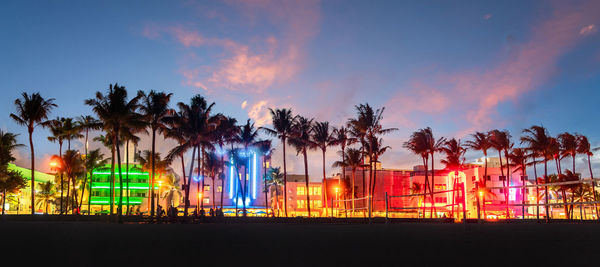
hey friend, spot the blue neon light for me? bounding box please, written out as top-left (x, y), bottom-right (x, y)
top-left (252, 152), bottom-right (257, 199)
top-left (229, 158), bottom-right (234, 199)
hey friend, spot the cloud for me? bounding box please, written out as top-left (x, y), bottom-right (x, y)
top-left (385, 1), bottom-right (600, 135)
top-left (241, 100), bottom-right (248, 109)
top-left (483, 14), bottom-right (492, 20)
top-left (247, 100), bottom-right (271, 127)
top-left (580, 24), bottom-right (597, 36)
top-left (143, 0), bottom-right (321, 95)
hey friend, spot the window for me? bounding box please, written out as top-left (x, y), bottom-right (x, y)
top-left (486, 176), bottom-right (491, 181)
top-left (204, 185), bottom-right (210, 191)
top-left (264, 161), bottom-right (270, 168)
top-left (472, 176), bottom-right (476, 181)
top-left (311, 200), bottom-right (322, 208)
top-left (217, 186), bottom-right (222, 193)
top-left (499, 188), bottom-right (504, 193)
top-left (499, 176), bottom-right (506, 181)
top-left (521, 175), bottom-right (528, 180)
top-left (203, 198), bottom-right (210, 204)
top-left (309, 187), bottom-right (321, 196)
top-left (297, 187), bottom-right (306, 196)
top-left (297, 200), bottom-right (306, 208)
top-left (434, 197), bottom-right (447, 203)
top-left (434, 184), bottom-right (446, 190)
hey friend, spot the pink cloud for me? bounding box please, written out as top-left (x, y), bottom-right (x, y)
top-left (580, 24), bottom-right (597, 36)
top-left (385, 0), bottom-right (600, 134)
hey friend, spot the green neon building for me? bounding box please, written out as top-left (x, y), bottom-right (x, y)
top-left (89, 164), bottom-right (157, 206)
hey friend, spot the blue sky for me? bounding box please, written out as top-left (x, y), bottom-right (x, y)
top-left (1, 0), bottom-right (599, 179)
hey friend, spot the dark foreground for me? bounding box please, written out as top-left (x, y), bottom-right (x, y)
top-left (1, 219), bottom-right (598, 266)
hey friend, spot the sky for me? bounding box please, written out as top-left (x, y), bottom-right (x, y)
top-left (1, 0), bottom-right (600, 180)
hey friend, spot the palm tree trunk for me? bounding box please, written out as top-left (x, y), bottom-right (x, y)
top-left (200, 146), bottom-right (206, 214)
top-left (422, 156), bottom-right (430, 219)
top-left (66, 175), bottom-right (71, 214)
top-left (351, 168), bottom-right (356, 215)
top-left (181, 154), bottom-right (187, 208)
top-left (498, 150), bottom-right (505, 218)
top-left (197, 146), bottom-right (202, 215)
top-left (263, 156), bottom-right (268, 216)
top-left (588, 154), bottom-right (598, 220)
top-left (115, 132), bottom-right (125, 222)
top-left (125, 140), bottom-right (130, 215)
top-left (220, 154), bottom-right (224, 210)
top-left (483, 151), bottom-right (488, 218)
top-left (504, 149), bottom-right (511, 219)
top-left (2, 189), bottom-right (6, 215)
top-left (88, 170), bottom-right (93, 215)
top-left (304, 149), bottom-right (312, 217)
top-left (544, 159), bottom-right (550, 221)
top-left (184, 146), bottom-right (196, 217)
top-left (110, 143), bottom-right (115, 216)
top-left (282, 136), bottom-right (288, 217)
top-left (29, 129), bottom-right (35, 215)
top-left (430, 152), bottom-right (436, 218)
top-left (150, 129), bottom-right (156, 218)
top-left (522, 163), bottom-right (526, 218)
top-left (371, 156), bottom-right (378, 214)
top-left (212, 175), bottom-right (216, 211)
top-left (533, 159), bottom-right (539, 220)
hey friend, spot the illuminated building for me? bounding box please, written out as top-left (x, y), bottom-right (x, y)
top-left (2, 163), bottom-right (55, 214)
top-left (88, 164), bottom-right (154, 213)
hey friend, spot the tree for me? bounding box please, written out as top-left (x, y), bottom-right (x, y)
top-left (236, 119), bottom-right (261, 216)
top-left (331, 126), bottom-right (357, 203)
top-left (403, 129), bottom-right (433, 218)
top-left (558, 132), bottom-right (578, 175)
top-left (424, 127), bottom-right (445, 218)
top-left (140, 90), bottom-right (173, 217)
top-left (255, 140), bottom-right (274, 215)
top-left (465, 132), bottom-right (491, 216)
top-left (311, 121), bottom-right (336, 216)
top-left (262, 108), bottom-right (296, 217)
top-left (489, 129), bottom-right (512, 218)
top-left (136, 150), bottom-right (169, 212)
top-left (61, 117), bottom-right (83, 150)
top-left (265, 167), bottom-right (284, 216)
top-left (333, 148), bottom-right (367, 214)
top-left (62, 150), bottom-right (85, 214)
top-left (508, 148), bottom-right (528, 218)
top-left (86, 83), bottom-right (144, 221)
top-left (203, 151), bottom-right (222, 211)
top-left (288, 116), bottom-right (315, 216)
top-left (577, 135), bottom-right (598, 218)
top-left (440, 138), bottom-right (466, 218)
top-left (76, 115), bottom-right (102, 157)
top-left (521, 125), bottom-right (552, 220)
top-left (10, 92), bottom-right (57, 214)
top-left (82, 148), bottom-right (109, 214)
top-left (47, 118), bottom-right (67, 213)
top-left (36, 181), bottom-right (55, 214)
top-left (0, 170), bottom-right (28, 215)
top-left (364, 135), bottom-right (391, 212)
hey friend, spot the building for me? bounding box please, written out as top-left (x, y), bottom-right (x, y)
top-left (2, 163), bottom-right (55, 214)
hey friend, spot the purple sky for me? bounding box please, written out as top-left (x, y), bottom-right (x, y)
top-left (1, 0), bottom-right (600, 180)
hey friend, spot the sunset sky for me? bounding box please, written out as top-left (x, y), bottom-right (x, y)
top-left (1, 0), bottom-right (600, 179)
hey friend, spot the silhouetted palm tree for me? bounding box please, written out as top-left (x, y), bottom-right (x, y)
top-left (312, 121), bottom-right (336, 216)
top-left (140, 90), bottom-right (173, 217)
top-left (466, 131), bottom-right (491, 216)
top-left (558, 132), bottom-right (577, 174)
top-left (332, 126), bottom-right (357, 202)
top-left (83, 148), bottom-right (109, 214)
top-left (489, 129), bottom-right (512, 217)
top-left (85, 83), bottom-right (144, 220)
top-left (403, 129), bottom-right (433, 218)
top-left (424, 127), bottom-right (445, 218)
top-left (203, 151), bottom-right (222, 210)
top-left (577, 135), bottom-right (598, 218)
top-left (256, 140), bottom-right (274, 214)
top-left (521, 125), bottom-right (552, 220)
top-left (332, 148), bottom-right (366, 214)
top-left (62, 150), bottom-right (85, 214)
top-left (262, 108), bottom-right (296, 217)
top-left (288, 116), bottom-right (315, 216)
top-left (10, 92), bottom-right (56, 214)
top-left (508, 148), bottom-right (528, 218)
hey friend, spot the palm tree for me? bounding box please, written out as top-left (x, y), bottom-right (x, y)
top-left (288, 116), bottom-right (315, 217)
top-left (161, 172), bottom-right (182, 210)
top-left (61, 117), bottom-right (83, 150)
top-left (403, 129), bottom-right (433, 218)
top-left (332, 126), bottom-right (357, 202)
top-left (440, 138), bottom-right (466, 218)
top-left (10, 92), bottom-right (57, 214)
top-left (508, 148), bottom-right (528, 218)
top-left (47, 118), bottom-right (67, 213)
top-left (312, 121), bottom-right (336, 216)
top-left (76, 115), bottom-right (102, 157)
top-left (558, 132), bottom-right (578, 175)
top-left (364, 135), bottom-right (391, 213)
top-left (36, 181), bottom-right (55, 214)
top-left (83, 148), bottom-right (109, 214)
top-left (62, 150), bottom-right (85, 214)
top-left (424, 127), bottom-right (445, 218)
top-left (119, 128), bottom-right (144, 214)
top-left (236, 119), bottom-right (261, 215)
top-left (521, 125), bottom-right (552, 220)
top-left (136, 150), bottom-right (169, 213)
top-left (577, 135), bottom-right (598, 218)
top-left (140, 90), bottom-right (173, 217)
top-left (465, 132), bottom-right (491, 216)
top-left (262, 108), bottom-right (296, 217)
top-left (266, 167), bottom-right (284, 216)
top-left (213, 116), bottom-right (239, 209)
top-left (85, 83), bottom-right (144, 220)
top-left (93, 133), bottom-right (116, 214)
top-left (256, 140), bottom-right (274, 214)
top-left (489, 129), bottom-right (512, 218)
top-left (203, 151), bottom-right (222, 210)
top-left (332, 148), bottom-right (366, 215)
